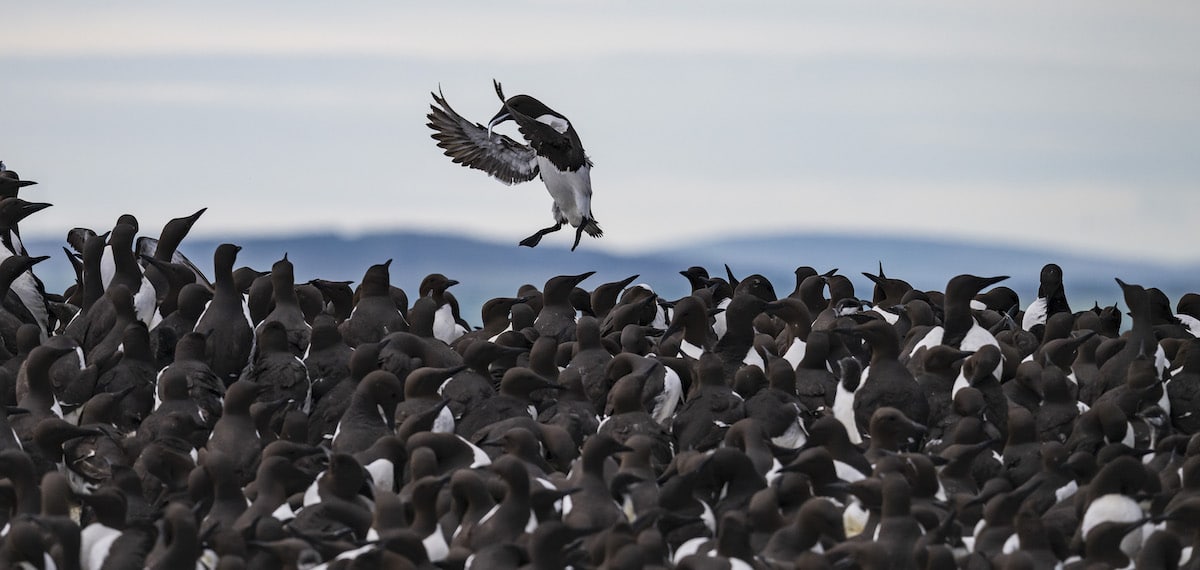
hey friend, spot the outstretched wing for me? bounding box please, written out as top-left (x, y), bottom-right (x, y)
top-left (427, 88), bottom-right (540, 185)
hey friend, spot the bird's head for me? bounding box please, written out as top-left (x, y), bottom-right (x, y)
top-left (488, 79), bottom-right (565, 136)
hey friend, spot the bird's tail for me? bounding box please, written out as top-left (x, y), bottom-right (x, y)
top-left (584, 219), bottom-right (603, 238)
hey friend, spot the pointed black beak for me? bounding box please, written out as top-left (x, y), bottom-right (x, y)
top-left (140, 254), bottom-right (171, 270)
top-left (18, 201), bottom-right (52, 221)
top-left (977, 275), bottom-right (1010, 289)
top-left (862, 272), bottom-right (884, 286)
top-left (569, 271), bottom-right (596, 287)
top-left (487, 109), bottom-right (511, 137)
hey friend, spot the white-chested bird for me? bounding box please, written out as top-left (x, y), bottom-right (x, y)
top-left (427, 80), bottom-right (602, 251)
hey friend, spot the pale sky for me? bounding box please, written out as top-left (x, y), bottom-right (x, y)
top-left (3, 1), bottom-right (1198, 263)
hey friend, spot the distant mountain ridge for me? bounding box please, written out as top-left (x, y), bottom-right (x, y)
top-left (23, 230), bottom-right (1199, 323)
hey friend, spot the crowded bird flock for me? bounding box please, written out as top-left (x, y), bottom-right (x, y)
top-left (0, 164), bottom-right (1199, 570)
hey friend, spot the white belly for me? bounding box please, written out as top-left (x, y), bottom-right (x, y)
top-left (433, 303), bottom-right (465, 344)
top-left (833, 382), bottom-right (861, 445)
top-left (961, 321), bottom-right (1000, 353)
top-left (1081, 494), bottom-right (1144, 557)
top-left (870, 307), bottom-right (900, 325)
top-left (742, 346), bottom-right (764, 370)
top-left (81, 523), bottom-right (121, 570)
top-left (908, 327), bottom-right (945, 357)
top-left (713, 298), bottom-right (731, 340)
top-left (651, 368), bottom-right (683, 425)
top-left (433, 406), bottom-right (455, 433)
top-left (536, 157), bottom-right (592, 227)
top-left (782, 338), bottom-right (807, 368)
top-left (680, 339), bottom-right (704, 360)
top-left (771, 411), bottom-right (808, 449)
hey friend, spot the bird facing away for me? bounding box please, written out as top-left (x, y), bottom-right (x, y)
top-left (427, 80), bottom-right (602, 251)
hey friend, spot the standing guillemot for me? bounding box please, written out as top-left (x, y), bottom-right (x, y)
top-left (0, 198), bottom-right (53, 339)
top-left (534, 271), bottom-right (593, 343)
top-left (1022, 263), bottom-right (1070, 337)
top-left (193, 244), bottom-right (255, 387)
top-left (415, 273), bottom-right (468, 346)
top-left (427, 81), bottom-right (602, 251)
top-left (256, 255), bottom-right (312, 358)
top-left (339, 260), bottom-right (406, 348)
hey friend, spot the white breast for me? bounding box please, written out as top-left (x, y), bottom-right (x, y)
top-left (433, 303), bottom-right (465, 344)
top-left (833, 381), bottom-right (861, 445)
top-left (843, 498), bottom-right (870, 538)
top-left (459, 435), bottom-right (492, 469)
top-left (535, 157), bottom-right (592, 228)
top-left (961, 320), bottom-right (1000, 353)
top-left (713, 298), bottom-right (731, 340)
top-left (1081, 494), bottom-right (1144, 558)
top-left (1001, 533), bottom-right (1020, 554)
top-left (673, 537), bottom-right (710, 565)
top-left (133, 275), bottom-right (159, 327)
top-left (870, 307), bottom-right (900, 325)
top-left (271, 501), bottom-right (296, 522)
top-left (770, 412), bottom-right (808, 449)
top-left (742, 346), bottom-right (764, 370)
top-left (1177, 314), bottom-right (1200, 337)
top-left (423, 528), bottom-right (450, 562)
top-left (651, 368), bottom-right (683, 425)
top-left (782, 338), bottom-right (807, 368)
top-left (834, 460), bottom-right (867, 483)
top-left (951, 370), bottom-right (969, 399)
top-left (1054, 480), bottom-right (1078, 503)
top-left (961, 321), bottom-right (1003, 379)
top-left (11, 271), bottom-right (49, 338)
top-left (366, 458), bottom-right (395, 494)
top-left (80, 523), bottom-right (121, 570)
top-left (680, 338), bottom-right (704, 360)
top-left (433, 406), bottom-right (455, 433)
top-left (907, 327), bottom-right (944, 358)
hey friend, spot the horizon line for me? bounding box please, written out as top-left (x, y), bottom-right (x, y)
top-left (20, 226), bottom-right (1200, 270)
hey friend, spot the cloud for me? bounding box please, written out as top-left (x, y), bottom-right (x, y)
top-left (27, 78), bottom-right (405, 112)
top-left (4, 1), bottom-right (1197, 72)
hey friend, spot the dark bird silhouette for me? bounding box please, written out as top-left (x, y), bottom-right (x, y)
top-left (428, 80), bottom-right (602, 250)
top-left (193, 244), bottom-right (255, 386)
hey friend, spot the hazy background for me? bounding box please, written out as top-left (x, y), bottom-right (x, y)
top-left (4, 2), bottom-right (1198, 315)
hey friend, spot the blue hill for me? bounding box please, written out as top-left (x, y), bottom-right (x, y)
top-left (22, 231), bottom-right (1199, 323)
